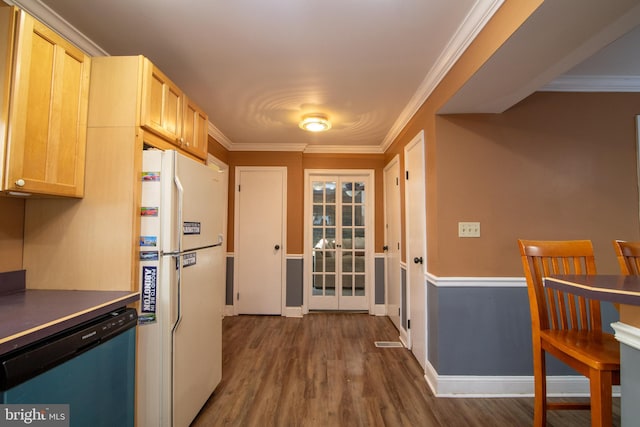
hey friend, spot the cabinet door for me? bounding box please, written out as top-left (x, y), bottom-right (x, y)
top-left (5, 11), bottom-right (90, 197)
top-left (140, 59), bottom-right (183, 145)
top-left (182, 96), bottom-right (208, 160)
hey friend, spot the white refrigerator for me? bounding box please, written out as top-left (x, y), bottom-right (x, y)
top-left (137, 149), bottom-right (224, 427)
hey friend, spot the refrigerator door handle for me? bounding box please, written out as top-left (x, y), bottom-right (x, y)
top-left (171, 254), bottom-right (183, 333)
top-left (174, 173), bottom-right (184, 255)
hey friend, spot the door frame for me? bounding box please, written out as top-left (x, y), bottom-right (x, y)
top-left (303, 169), bottom-right (375, 314)
top-left (384, 155), bottom-right (402, 332)
top-left (233, 166), bottom-right (287, 315)
top-left (207, 154), bottom-right (229, 314)
top-left (404, 130), bottom-right (427, 367)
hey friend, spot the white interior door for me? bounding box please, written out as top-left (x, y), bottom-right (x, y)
top-left (235, 167), bottom-right (286, 315)
top-left (405, 131), bottom-right (427, 370)
top-left (307, 172), bottom-right (372, 311)
top-left (384, 156), bottom-right (402, 332)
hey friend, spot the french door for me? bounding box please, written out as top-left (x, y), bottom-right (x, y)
top-left (306, 172), bottom-right (372, 311)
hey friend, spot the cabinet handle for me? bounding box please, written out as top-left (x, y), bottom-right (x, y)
top-left (15, 179), bottom-right (25, 187)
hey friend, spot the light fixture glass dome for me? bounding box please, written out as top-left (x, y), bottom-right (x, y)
top-left (299, 114), bottom-right (331, 132)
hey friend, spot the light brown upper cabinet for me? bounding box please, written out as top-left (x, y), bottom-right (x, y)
top-left (140, 59), bottom-right (209, 160)
top-left (182, 96), bottom-right (208, 160)
top-left (141, 60), bottom-right (183, 144)
top-left (0, 6), bottom-right (90, 197)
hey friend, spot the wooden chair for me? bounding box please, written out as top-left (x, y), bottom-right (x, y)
top-left (518, 239), bottom-right (620, 427)
top-left (613, 239), bottom-right (640, 275)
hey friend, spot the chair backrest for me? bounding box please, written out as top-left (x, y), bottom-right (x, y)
top-left (613, 240), bottom-right (640, 275)
top-left (518, 239), bottom-right (601, 333)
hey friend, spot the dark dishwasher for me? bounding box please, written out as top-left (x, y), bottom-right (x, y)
top-left (0, 307), bottom-right (137, 426)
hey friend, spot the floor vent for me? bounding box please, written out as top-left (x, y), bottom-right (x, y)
top-left (374, 341), bottom-right (404, 348)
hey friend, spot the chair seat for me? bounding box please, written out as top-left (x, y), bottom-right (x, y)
top-left (540, 330), bottom-right (620, 371)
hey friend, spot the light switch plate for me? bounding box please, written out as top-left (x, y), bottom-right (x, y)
top-left (458, 222), bottom-right (480, 238)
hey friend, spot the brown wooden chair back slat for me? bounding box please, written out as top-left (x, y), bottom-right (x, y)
top-left (518, 239), bottom-right (600, 333)
top-left (613, 240), bottom-right (640, 275)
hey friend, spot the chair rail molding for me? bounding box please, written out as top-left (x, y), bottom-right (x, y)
top-left (426, 272), bottom-right (526, 288)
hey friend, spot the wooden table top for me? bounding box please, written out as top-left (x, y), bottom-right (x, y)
top-left (545, 274), bottom-right (640, 305)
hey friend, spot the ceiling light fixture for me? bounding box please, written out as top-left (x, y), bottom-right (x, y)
top-left (299, 114), bottom-right (331, 132)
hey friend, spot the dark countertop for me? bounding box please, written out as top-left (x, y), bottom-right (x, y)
top-left (0, 273), bottom-right (139, 356)
top-left (545, 274), bottom-right (640, 306)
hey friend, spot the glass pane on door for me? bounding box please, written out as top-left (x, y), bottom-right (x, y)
top-left (311, 181), bottom-right (337, 297)
top-left (339, 181), bottom-right (366, 302)
top-left (309, 176), bottom-right (369, 310)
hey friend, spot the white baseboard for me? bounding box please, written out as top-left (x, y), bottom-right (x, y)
top-left (284, 306), bottom-right (303, 318)
top-left (424, 361), bottom-right (620, 397)
top-left (224, 305), bottom-right (234, 317)
top-left (373, 304), bottom-right (387, 316)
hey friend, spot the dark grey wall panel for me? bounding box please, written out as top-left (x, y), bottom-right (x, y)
top-left (375, 257), bottom-right (385, 305)
top-left (427, 281), bottom-right (620, 376)
top-left (621, 343), bottom-right (640, 425)
top-left (427, 281), bottom-right (439, 370)
top-left (427, 283), bottom-right (617, 376)
top-left (286, 258), bottom-right (303, 306)
top-left (225, 256), bottom-right (234, 306)
top-left (430, 284), bottom-right (532, 375)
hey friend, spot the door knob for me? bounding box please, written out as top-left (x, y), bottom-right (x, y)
top-left (413, 257), bottom-right (423, 264)
top-left (383, 245), bottom-right (389, 251)
top-left (274, 244), bottom-right (280, 250)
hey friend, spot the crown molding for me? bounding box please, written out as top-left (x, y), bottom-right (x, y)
top-left (304, 144), bottom-right (384, 154)
top-left (5, 0), bottom-right (108, 56)
top-left (227, 142), bottom-right (308, 152)
top-left (380, 0), bottom-right (504, 152)
top-left (540, 75), bottom-right (640, 92)
top-left (207, 122), bottom-right (234, 150)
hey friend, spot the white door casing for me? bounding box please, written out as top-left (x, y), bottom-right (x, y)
top-left (304, 170), bottom-right (374, 313)
top-left (384, 156), bottom-right (402, 332)
top-left (234, 167), bottom-right (287, 315)
top-left (207, 154), bottom-right (229, 311)
top-left (404, 131), bottom-right (427, 370)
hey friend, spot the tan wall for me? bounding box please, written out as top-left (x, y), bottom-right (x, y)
top-left (303, 153), bottom-right (386, 253)
top-left (383, 0), bottom-right (544, 266)
top-left (227, 151), bottom-right (304, 253)
top-left (208, 136), bottom-right (229, 164)
top-left (435, 91), bottom-right (640, 276)
top-left (226, 151), bottom-right (385, 255)
top-left (0, 197), bottom-right (24, 272)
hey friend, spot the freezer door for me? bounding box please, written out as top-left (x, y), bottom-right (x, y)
top-left (162, 151), bottom-right (223, 252)
top-left (172, 246), bottom-right (223, 427)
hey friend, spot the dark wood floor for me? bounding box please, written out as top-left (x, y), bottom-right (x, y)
top-left (192, 313), bottom-right (620, 426)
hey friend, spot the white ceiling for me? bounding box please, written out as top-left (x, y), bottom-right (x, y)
top-left (7, 0), bottom-right (640, 152)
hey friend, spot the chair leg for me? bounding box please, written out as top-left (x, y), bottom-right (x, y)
top-left (532, 345), bottom-right (547, 427)
top-left (589, 369), bottom-right (613, 427)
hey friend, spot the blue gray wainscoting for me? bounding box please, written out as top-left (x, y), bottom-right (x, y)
top-left (375, 257), bottom-right (385, 305)
top-left (426, 279), bottom-right (619, 376)
top-left (225, 256), bottom-right (234, 306)
top-left (286, 258), bottom-right (303, 307)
